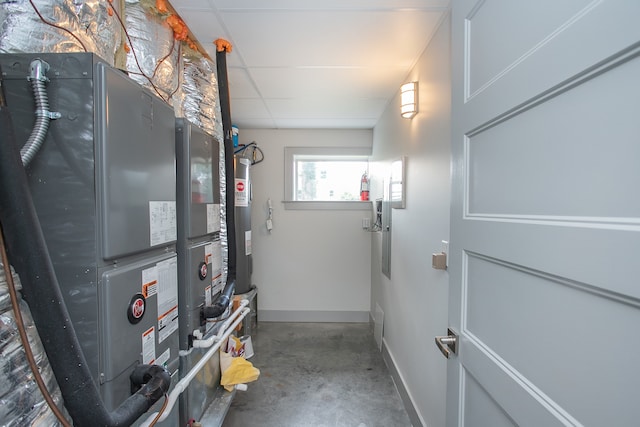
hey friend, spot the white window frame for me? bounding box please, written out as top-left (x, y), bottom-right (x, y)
top-left (283, 146), bottom-right (372, 210)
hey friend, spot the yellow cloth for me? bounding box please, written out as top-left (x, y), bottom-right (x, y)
top-left (220, 351), bottom-right (260, 392)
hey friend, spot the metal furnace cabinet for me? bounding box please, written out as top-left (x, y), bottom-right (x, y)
top-left (0, 53), bottom-right (180, 419)
top-left (175, 117), bottom-right (223, 348)
top-left (175, 118), bottom-right (226, 423)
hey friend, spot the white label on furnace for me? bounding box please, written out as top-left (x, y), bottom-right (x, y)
top-left (206, 204), bottom-right (221, 234)
top-left (211, 240), bottom-right (223, 295)
top-left (245, 230), bottom-right (252, 256)
top-left (211, 240), bottom-right (222, 275)
top-left (142, 266), bottom-right (158, 298)
top-left (149, 201), bottom-right (177, 246)
top-left (205, 285), bottom-right (212, 306)
top-left (235, 178), bottom-right (248, 207)
top-left (142, 327), bottom-right (155, 364)
top-left (157, 257), bottom-right (179, 343)
top-left (205, 243), bottom-right (213, 265)
top-left (156, 348), bottom-right (170, 368)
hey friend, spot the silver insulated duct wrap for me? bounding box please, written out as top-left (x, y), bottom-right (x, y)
top-left (0, 263), bottom-right (66, 426)
top-left (180, 53), bottom-right (223, 139)
top-left (180, 53), bottom-right (228, 281)
top-left (0, 0), bottom-right (119, 65)
top-left (124, 0), bottom-right (182, 110)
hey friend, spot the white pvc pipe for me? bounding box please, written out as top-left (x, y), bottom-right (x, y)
top-left (139, 305), bottom-right (250, 427)
top-left (178, 299), bottom-right (250, 356)
top-left (192, 299), bottom-right (249, 349)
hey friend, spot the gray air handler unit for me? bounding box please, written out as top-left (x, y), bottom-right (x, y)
top-left (174, 118), bottom-right (227, 423)
top-left (0, 53), bottom-right (180, 425)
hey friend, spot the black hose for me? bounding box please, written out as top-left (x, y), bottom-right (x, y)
top-left (202, 279), bottom-right (236, 319)
top-left (0, 76), bottom-right (170, 427)
top-left (205, 46), bottom-right (237, 320)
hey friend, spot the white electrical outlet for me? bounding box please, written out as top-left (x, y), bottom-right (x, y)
top-left (362, 218), bottom-right (371, 230)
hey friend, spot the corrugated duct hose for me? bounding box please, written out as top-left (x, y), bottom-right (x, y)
top-left (0, 64), bottom-right (171, 426)
top-left (20, 59), bottom-right (60, 166)
top-left (202, 39), bottom-right (237, 320)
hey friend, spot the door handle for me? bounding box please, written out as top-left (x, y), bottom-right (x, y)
top-left (435, 328), bottom-right (458, 359)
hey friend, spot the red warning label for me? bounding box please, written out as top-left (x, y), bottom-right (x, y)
top-left (235, 178), bottom-right (248, 207)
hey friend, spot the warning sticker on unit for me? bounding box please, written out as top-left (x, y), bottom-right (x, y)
top-left (245, 230), bottom-right (252, 256)
top-left (205, 285), bottom-right (212, 307)
top-left (157, 257), bottom-right (179, 343)
top-left (206, 204), bottom-right (221, 234)
top-left (156, 348), bottom-right (170, 368)
top-left (204, 243), bottom-right (213, 265)
top-left (142, 327), bottom-right (155, 365)
top-left (235, 179), bottom-right (248, 207)
top-left (158, 306), bottom-right (178, 343)
top-left (211, 240), bottom-right (222, 273)
top-left (142, 266), bottom-right (158, 298)
top-left (149, 201), bottom-right (177, 247)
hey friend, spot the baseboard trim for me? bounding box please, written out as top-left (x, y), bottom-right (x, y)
top-left (382, 338), bottom-right (426, 427)
top-left (258, 310), bottom-right (369, 323)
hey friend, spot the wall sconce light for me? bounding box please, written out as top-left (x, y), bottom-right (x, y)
top-left (400, 81), bottom-right (418, 119)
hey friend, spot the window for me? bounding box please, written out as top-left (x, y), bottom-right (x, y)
top-left (284, 147), bottom-right (371, 210)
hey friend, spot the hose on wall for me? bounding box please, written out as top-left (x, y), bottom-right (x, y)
top-left (0, 68), bottom-right (170, 427)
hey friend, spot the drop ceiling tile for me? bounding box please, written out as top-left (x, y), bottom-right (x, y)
top-left (274, 118), bottom-right (378, 129)
top-left (265, 98), bottom-right (386, 119)
top-left (174, 8), bottom-right (244, 68)
top-left (230, 99), bottom-right (272, 119)
top-left (227, 68), bottom-right (259, 98)
top-left (211, 0), bottom-right (449, 11)
top-left (235, 118), bottom-right (278, 129)
top-left (221, 10), bottom-right (442, 67)
top-left (169, 0), bottom-right (448, 128)
top-left (173, 0), bottom-right (211, 9)
top-left (247, 66), bottom-right (406, 100)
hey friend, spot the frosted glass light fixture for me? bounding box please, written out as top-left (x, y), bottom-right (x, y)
top-left (400, 81), bottom-right (418, 119)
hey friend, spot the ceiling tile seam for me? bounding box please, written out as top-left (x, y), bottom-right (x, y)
top-left (193, 3), bottom-right (280, 126)
top-left (215, 7), bottom-right (450, 13)
top-left (235, 65), bottom-right (285, 127)
top-left (231, 65), bottom-right (409, 70)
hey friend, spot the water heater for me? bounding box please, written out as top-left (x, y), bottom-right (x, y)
top-left (234, 156), bottom-right (252, 294)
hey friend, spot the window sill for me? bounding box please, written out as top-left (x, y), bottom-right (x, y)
top-left (282, 201), bottom-right (372, 211)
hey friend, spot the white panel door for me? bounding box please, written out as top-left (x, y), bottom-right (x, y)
top-left (447, 1), bottom-right (640, 426)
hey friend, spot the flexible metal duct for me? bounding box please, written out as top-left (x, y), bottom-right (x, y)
top-left (0, 0), bottom-right (119, 65)
top-left (0, 263), bottom-right (67, 426)
top-left (125, 0), bottom-right (182, 106)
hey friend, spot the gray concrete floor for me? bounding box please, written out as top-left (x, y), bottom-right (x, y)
top-left (221, 322), bottom-right (413, 427)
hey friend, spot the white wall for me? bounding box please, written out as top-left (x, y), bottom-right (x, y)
top-left (370, 14), bottom-right (451, 427)
top-left (238, 129), bottom-right (373, 322)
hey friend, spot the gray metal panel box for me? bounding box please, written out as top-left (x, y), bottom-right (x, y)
top-left (175, 118), bottom-right (220, 240)
top-left (96, 63), bottom-right (177, 260)
top-left (100, 253), bottom-right (180, 411)
top-left (0, 52), bottom-right (176, 263)
top-left (177, 239), bottom-right (222, 349)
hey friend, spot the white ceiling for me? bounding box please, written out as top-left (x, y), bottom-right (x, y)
top-left (170, 0), bottom-right (449, 129)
